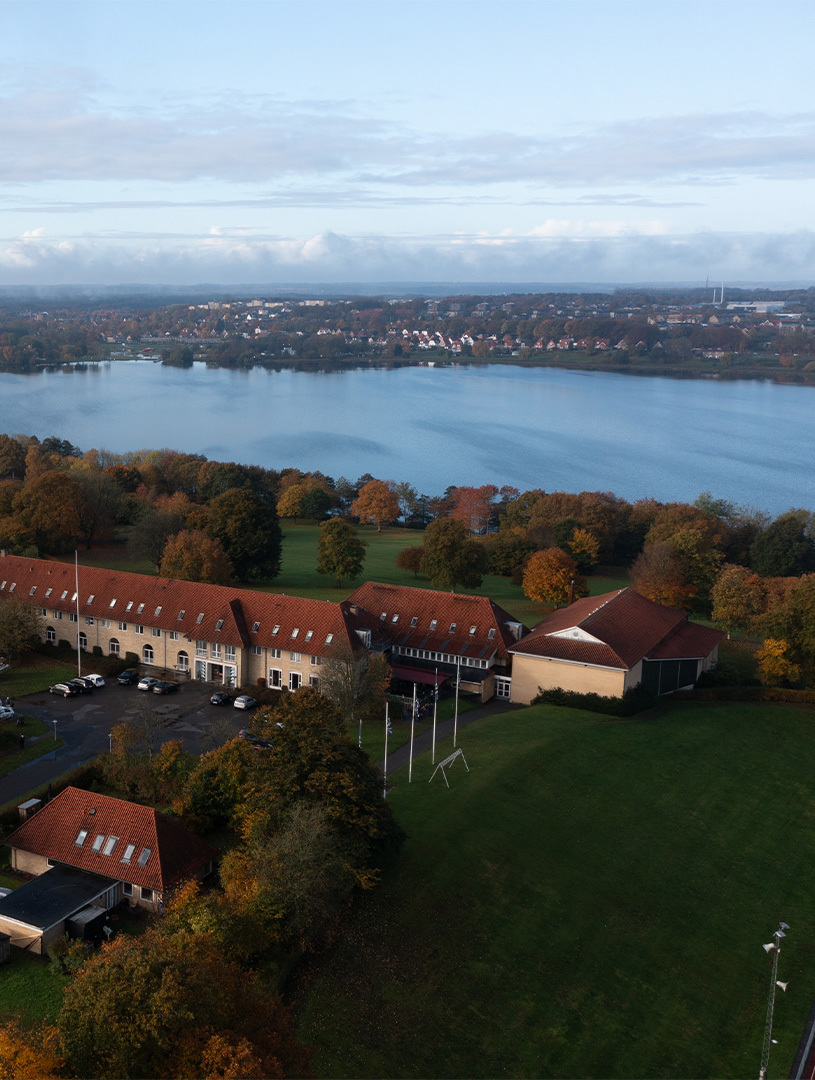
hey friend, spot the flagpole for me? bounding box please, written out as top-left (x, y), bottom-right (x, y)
top-left (454, 655), bottom-right (460, 748)
top-left (432, 667), bottom-right (438, 764)
top-left (75, 551), bottom-right (81, 677)
top-left (383, 702), bottom-right (389, 799)
top-left (409, 682), bottom-right (416, 783)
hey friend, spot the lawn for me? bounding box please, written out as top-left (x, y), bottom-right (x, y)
top-left (0, 659), bottom-right (78, 699)
top-left (0, 715), bottom-right (65, 777)
top-left (293, 699), bottom-right (815, 1079)
top-left (0, 951), bottom-right (68, 1026)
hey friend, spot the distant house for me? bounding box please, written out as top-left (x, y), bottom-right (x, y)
top-left (0, 787), bottom-right (217, 953)
top-left (508, 589), bottom-right (723, 705)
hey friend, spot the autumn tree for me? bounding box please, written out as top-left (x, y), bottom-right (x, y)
top-left (0, 599), bottom-right (42, 662)
top-left (12, 470), bottom-right (81, 553)
top-left (316, 518), bottom-right (366, 586)
top-left (70, 465), bottom-right (124, 549)
top-left (319, 640), bottom-right (391, 727)
top-left (761, 573), bottom-right (815, 682)
top-left (277, 482), bottom-right (306, 522)
top-left (160, 528), bottom-right (234, 585)
top-left (522, 547), bottom-right (587, 606)
top-left (0, 434), bottom-right (26, 481)
top-left (449, 484), bottom-right (498, 534)
top-left (750, 510), bottom-right (815, 577)
top-left (630, 542), bottom-right (696, 610)
top-left (350, 479), bottom-right (400, 531)
top-left (129, 507), bottom-right (185, 572)
top-left (565, 526), bottom-right (600, 573)
top-left (56, 929), bottom-right (312, 1080)
top-left (0, 1017), bottom-right (64, 1079)
top-left (420, 517), bottom-right (488, 591)
top-left (711, 564), bottom-right (767, 638)
top-left (756, 638), bottom-right (802, 686)
top-left (396, 544), bottom-right (425, 577)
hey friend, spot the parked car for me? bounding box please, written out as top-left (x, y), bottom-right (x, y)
top-left (68, 678), bottom-right (95, 694)
top-left (210, 690), bottom-right (232, 706)
top-left (137, 677), bottom-right (160, 691)
top-left (233, 695), bottom-right (257, 710)
top-left (49, 683), bottom-right (80, 698)
top-left (117, 669), bottom-right (139, 685)
top-left (0, 705), bottom-right (15, 722)
top-left (152, 680), bottom-right (179, 694)
top-left (84, 674), bottom-right (106, 687)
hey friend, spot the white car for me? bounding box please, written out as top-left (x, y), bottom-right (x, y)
top-left (233, 695), bottom-right (257, 710)
top-left (138, 676), bottom-right (160, 691)
top-left (84, 674), bottom-right (106, 688)
top-left (0, 705), bottom-right (15, 722)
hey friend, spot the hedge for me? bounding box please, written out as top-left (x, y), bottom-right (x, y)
top-left (531, 684), bottom-right (658, 717)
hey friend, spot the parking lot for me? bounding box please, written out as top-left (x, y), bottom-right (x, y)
top-left (0, 678), bottom-right (253, 805)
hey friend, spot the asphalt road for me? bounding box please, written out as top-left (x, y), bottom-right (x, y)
top-left (0, 680), bottom-right (251, 805)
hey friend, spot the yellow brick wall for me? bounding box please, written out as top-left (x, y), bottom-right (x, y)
top-left (510, 654), bottom-right (627, 704)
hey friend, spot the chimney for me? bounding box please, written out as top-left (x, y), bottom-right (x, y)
top-left (568, 579), bottom-right (575, 606)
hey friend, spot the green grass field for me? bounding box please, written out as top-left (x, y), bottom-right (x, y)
top-left (0, 951), bottom-right (69, 1026)
top-left (294, 699), bottom-right (815, 1079)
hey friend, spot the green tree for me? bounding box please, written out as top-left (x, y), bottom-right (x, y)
top-left (0, 598), bottom-right (42, 662)
top-left (70, 465), bottom-right (124, 549)
top-left (129, 507), bottom-right (185, 572)
top-left (420, 517), bottom-right (488, 591)
top-left (750, 510), bottom-right (815, 577)
top-left (319, 640), bottom-right (391, 727)
top-left (206, 486), bottom-right (282, 580)
top-left (316, 518), bottom-right (366, 586)
top-left (711, 564), bottom-right (767, 638)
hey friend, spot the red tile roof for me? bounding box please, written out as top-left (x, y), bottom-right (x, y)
top-left (347, 581), bottom-right (527, 661)
top-left (510, 588), bottom-right (722, 670)
top-left (0, 554), bottom-right (372, 659)
top-left (6, 787), bottom-right (218, 893)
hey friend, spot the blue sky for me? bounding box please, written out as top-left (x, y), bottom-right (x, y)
top-left (2, 0), bottom-right (815, 287)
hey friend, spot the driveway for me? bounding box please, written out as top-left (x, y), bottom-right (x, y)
top-left (0, 681), bottom-right (250, 805)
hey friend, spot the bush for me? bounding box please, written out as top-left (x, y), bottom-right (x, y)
top-left (58, 639), bottom-right (71, 651)
top-left (125, 652), bottom-right (139, 665)
top-left (92, 645), bottom-right (103, 656)
top-left (532, 684), bottom-right (657, 717)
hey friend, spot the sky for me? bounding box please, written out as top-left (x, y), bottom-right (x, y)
top-left (2, 0), bottom-right (815, 288)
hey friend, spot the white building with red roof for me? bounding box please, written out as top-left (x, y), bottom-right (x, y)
top-left (509, 588), bottom-right (723, 704)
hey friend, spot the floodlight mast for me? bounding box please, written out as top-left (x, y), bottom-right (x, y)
top-left (760, 923), bottom-right (790, 1080)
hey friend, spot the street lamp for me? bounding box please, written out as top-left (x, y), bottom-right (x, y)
top-left (108, 732), bottom-right (113, 753)
top-left (52, 719), bottom-right (57, 743)
top-left (759, 922), bottom-right (790, 1080)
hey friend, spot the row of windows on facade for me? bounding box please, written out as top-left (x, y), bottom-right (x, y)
top-left (379, 611), bottom-right (496, 639)
top-left (394, 645), bottom-right (491, 669)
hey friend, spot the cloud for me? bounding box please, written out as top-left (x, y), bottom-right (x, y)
top-left (2, 226), bottom-right (815, 286)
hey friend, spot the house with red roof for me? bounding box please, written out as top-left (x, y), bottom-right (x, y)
top-left (0, 787), bottom-right (217, 952)
top-left (508, 588), bottom-right (723, 704)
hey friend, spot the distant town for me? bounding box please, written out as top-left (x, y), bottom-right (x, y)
top-left (2, 286), bottom-right (815, 379)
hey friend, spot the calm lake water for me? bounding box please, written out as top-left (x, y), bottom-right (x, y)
top-left (1, 361), bottom-right (812, 515)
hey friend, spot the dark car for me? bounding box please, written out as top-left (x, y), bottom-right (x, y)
top-left (49, 682), bottom-right (81, 698)
top-left (210, 690), bottom-right (232, 706)
top-left (68, 678), bottom-right (95, 694)
top-left (152, 680), bottom-right (180, 694)
top-left (117, 669), bottom-right (139, 685)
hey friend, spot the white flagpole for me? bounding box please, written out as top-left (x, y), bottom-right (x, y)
top-left (409, 682), bottom-right (416, 783)
top-left (75, 551), bottom-right (81, 677)
top-left (383, 702), bottom-right (389, 799)
top-left (454, 655), bottom-right (460, 748)
top-left (432, 667), bottom-right (438, 764)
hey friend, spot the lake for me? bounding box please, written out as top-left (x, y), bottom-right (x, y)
top-left (1, 361), bottom-right (813, 515)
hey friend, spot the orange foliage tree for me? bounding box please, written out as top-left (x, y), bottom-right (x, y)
top-left (159, 528), bottom-right (234, 584)
top-left (710, 564), bottom-right (767, 638)
top-left (0, 1017), bottom-right (64, 1080)
top-left (522, 547), bottom-right (587, 606)
top-left (350, 479), bottom-right (399, 531)
top-left (630, 542), bottom-right (696, 610)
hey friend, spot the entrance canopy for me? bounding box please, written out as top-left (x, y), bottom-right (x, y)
top-left (391, 665), bottom-right (446, 687)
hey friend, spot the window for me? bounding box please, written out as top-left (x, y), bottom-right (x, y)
top-left (75, 829), bottom-right (88, 846)
top-left (178, 610), bottom-right (185, 621)
top-left (325, 633), bottom-right (333, 645)
top-left (196, 612), bottom-right (204, 623)
top-left (140, 887), bottom-right (153, 901)
top-left (101, 618), bottom-right (111, 629)
top-left (289, 671), bottom-right (301, 690)
top-left (272, 624), bottom-right (280, 636)
top-left (196, 640), bottom-right (206, 657)
top-left (410, 617), bottom-right (418, 627)
top-left (45, 587), bottom-right (52, 598)
top-left (469, 626), bottom-right (476, 635)
top-left (215, 618), bottom-right (223, 631)
top-left (102, 836), bottom-right (118, 856)
top-left (270, 647), bottom-right (281, 659)
top-left (123, 882), bottom-right (133, 896)
top-left (78, 632), bottom-right (87, 651)
top-left (87, 594), bottom-right (94, 604)
top-left (488, 628), bottom-right (495, 639)
top-left (177, 651), bottom-right (189, 671)
top-left (291, 628), bottom-right (299, 639)
top-left (152, 627), bottom-right (161, 638)
top-left (154, 606), bottom-right (162, 617)
top-left (53, 610), bottom-right (62, 620)
top-left (252, 621), bottom-right (260, 633)
top-left (135, 625), bottom-right (144, 635)
top-left (60, 590), bottom-right (68, 600)
top-left (92, 834), bottom-right (105, 852)
top-left (290, 651), bottom-right (301, 662)
top-left (109, 599), bottom-right (117, 608)
top-left (137, 603), bottom-right (145, 614)
top-left (126, 601), bottom-right (133, 611)
top-left (269, 668), bottom-right (282, 688)
top-left (8, 583), bottom-right (16, 593)
top-left (430, 619), bottom-right (437, 630)
top-left (305, 630), bottom-right (313, 641)
top-left (225, 645), bottom-right (236, 662)
top-left (310, 654), bottom-right (322, 666)
top-left (210, 643), bottom-right (221, 659)
top-left (38, 607), bottom-right (47, 616)
top-left (169, 630), bottom-right (179, 641)
top-left (391, 614), bottom-right (399, 623)
top-left (70, 592), bottom-right (76, 602)
top-left (46, 626), bottom-right (56, 644)
top-left (309, 675), bottom-right (320, 690)
top-left (109, 638), bottom-right (120, 656)
top-left (69, 612), bottom-right (77, 623)
top-left (251, 645), bottom-right (261, 655)
top-left (121, 843), bottom-right (136, 863)
top-left (118, 621), bottom-right (127, 631)
top-left (449, 623), bottom-right (456, 633)
top-left (138, 848), bottom-right (152, 867)
top-left (29, 586), bottom-right (36, 596)
top-left (142, 644), bottom-right (154, 664)
top-left (85, 616), bottom-right (94, 625)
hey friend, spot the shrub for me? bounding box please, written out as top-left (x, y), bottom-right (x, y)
top-left (92, 645), bottom-right (103, 656)
top-left (58, 639), bottom-right (71, 651)
top-left (532, 684), bottom-right (657, 717)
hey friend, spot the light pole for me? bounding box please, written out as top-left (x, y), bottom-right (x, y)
top-left (760, 922), bottom-right (790, 1080)
top-left (52, 719), bottom-right (57, 743)
top-left (108, 731), bottom-right (113, 753)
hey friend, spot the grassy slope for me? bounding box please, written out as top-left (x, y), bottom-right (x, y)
top-left (294, 700), bottom-right (815, 1079)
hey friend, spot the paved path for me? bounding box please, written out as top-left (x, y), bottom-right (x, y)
top-left (378, 698), bottom-right (522, 774)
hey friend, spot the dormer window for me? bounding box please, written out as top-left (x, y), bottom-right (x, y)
top-left (326, 633), bottom-right (333, 644)
top-left (102, 836), bottom-right (118, 856)
top-left (488, 628), bottom-right (496, 639)
top-left (45, 588), bottom-right (52, 597)
top-left (291, 628), bottom-right (299, 639)
top-left (215, 619), bottom-right (224, 631)
top-left (126, 601), bottom-right (133, 611)
top-left (92, 834), bottom-right (105, 852)
top-left (305, 630), bottom-right (313, 642)
top-left (272, 625), bottom-right (280, 635)
top-left (178, 610), bottom-right (185, 620)
top-left (0, 581), bottom-right (5, 590)
top-left (469, 626), bottom-right (476, 635)
top-left (380, 612), bottom-right (386, 620)
top-left (75, 829), bottom-right (88, 846)
top-left (154, 606), bottom-right (162, 616)
top-left (121, 843), bottom-right (136, 863)
top-left (137, 603), bottom-right (145, 614)
top-left (109, 599), bottom-right (117, 608)
top-left (252, 622), bottom-right (260, 633)
top-left (87, 594), bottom-right (94, 604)
top-left (410, 617), bottom-right (418, 626)
top-left (8, 583), bottom-right (16, 593)
top-left (29, 586), bottom-right (36, 596)
top-left (70, 592), bottom-right (77, 602)
top-left (137, 848), bottom-right (152, 867)
top-left (197, 613), bottom-right (204, 623)
top-left (391, 615), bottom-right (399, 623)
top-left (429, 619), bottom-right (437, 630)
top-left (449, 623), bottom-right (456, 633)
top-left (61, 590), bottom-right (68, 600)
